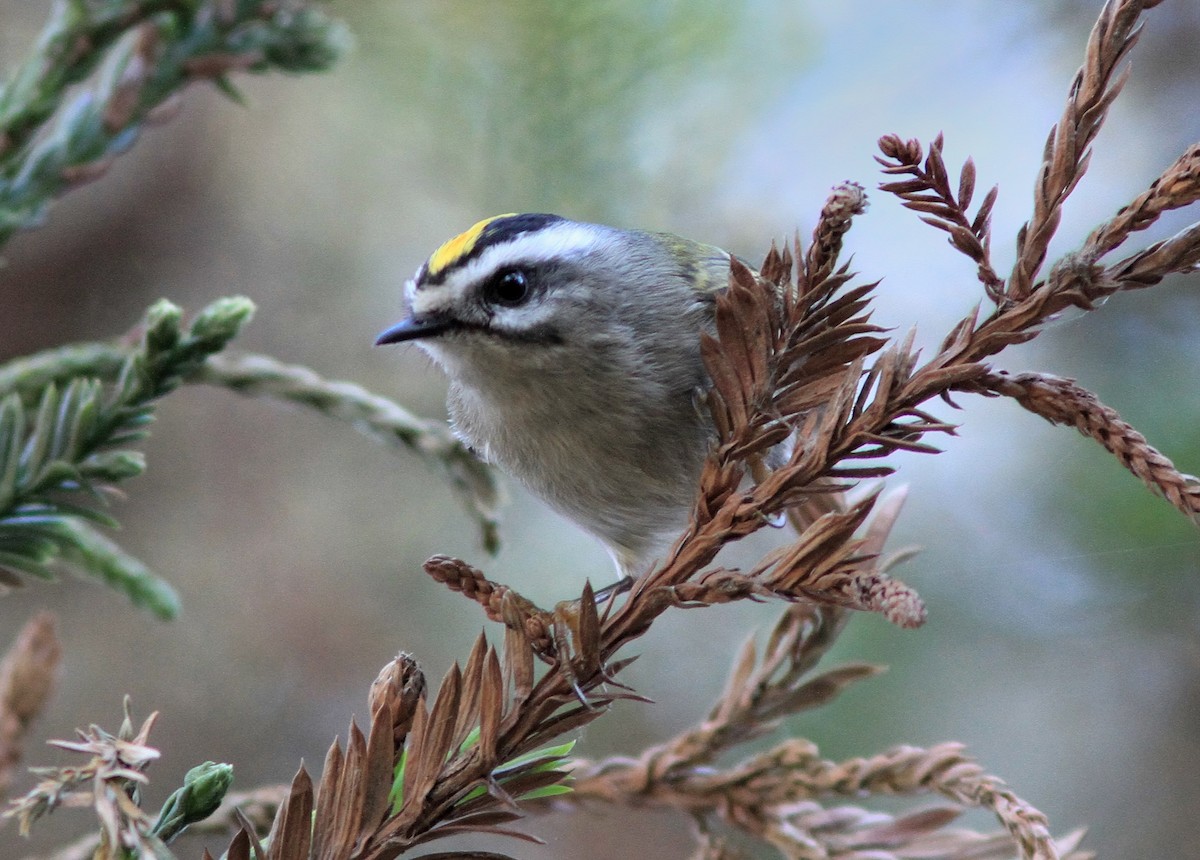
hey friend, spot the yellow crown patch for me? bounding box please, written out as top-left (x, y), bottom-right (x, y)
top-left (427, 213), bottom-right (517, 277)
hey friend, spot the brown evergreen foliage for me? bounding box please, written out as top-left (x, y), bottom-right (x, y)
top-left (3, 1), bottom-right (1197, 858)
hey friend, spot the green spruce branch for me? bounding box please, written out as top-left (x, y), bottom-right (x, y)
top-left (0, 297), bottom-right (254, 618)
top-left (0, 341), bottom-right (503, 557)
top-left (0, 0), bottom-right (349, 244)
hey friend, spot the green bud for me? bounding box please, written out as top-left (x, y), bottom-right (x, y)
top-left (143, 300), bottom-right (183, 355)
top-left (152, 761), bottom-right (233, 843)
top-left (188, 296), bottom-right (255, 349)
top-left (182, 761), bottom-right (233, 816)
top-left (263, 11), bottom-right (352, 73)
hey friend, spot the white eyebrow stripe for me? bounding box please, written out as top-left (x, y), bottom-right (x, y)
top-left (448, 221), bottom-right (610, 288)
top-left (406, 221), bottom-right (611, 317)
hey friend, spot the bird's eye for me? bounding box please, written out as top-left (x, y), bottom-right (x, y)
top-left (484, 269), bottom-right (531, 306)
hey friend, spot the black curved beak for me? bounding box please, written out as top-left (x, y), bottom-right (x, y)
top-left (374, 315), bottom-right (453, 345)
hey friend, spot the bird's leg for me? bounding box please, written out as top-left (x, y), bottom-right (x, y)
top-left (549, 597), bottom-right (603, 709)
top-left (549, 571), bottom-right (642, 707)
top-left (589, 574), bottom-right (634, 604)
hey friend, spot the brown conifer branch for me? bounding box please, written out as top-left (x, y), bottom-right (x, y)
top-left (1007, 0), bottom-right (1149, 301)
top-left (1085, 143), bottom-right (1200, 257)
top-left (877, 133), bottom-right (1004, 300)
top-left (564, 739), bottom-right (1089, 860)
top-left (804, 180), bottom-right (869, 290)
top-left (168, 3), bottom-right (1196, 857)
top-left (560, 604), bottom-right (876, 797)
top-left (975, 370), bottom-right (1200, 521)
top-left (1104, 219), bottom-right (1200, 290)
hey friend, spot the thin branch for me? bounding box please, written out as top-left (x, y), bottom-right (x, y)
top-left (1007, 0), bottom-right (1149, 300)
top-left (198, 353), bottom-right (503, 553)
top-left (0, 343), bottom-right (504, 555)
top-left (878, 134), bottom-right (1004, 300)
top-left (974, 370), bottom-right (1200, 522)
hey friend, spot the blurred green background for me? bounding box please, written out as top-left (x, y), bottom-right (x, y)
top-left (1, 1), bottom-right (1198, 857)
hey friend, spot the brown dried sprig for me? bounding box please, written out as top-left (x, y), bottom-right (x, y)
top-left (230, 596), bottom-right (1077, 860)
top-left (611, 181), bottom-right (930, 632)
top-left (877, 1), bottom-right (1200, 521)
top-left (4, 698), bottom-right (163, 856)
top-left (219, 637), bottom-right (620, 860)
top-left (1084, 141), bottom-right (1200, 293)
top-left (569, 738), bottom-right (1092, 860)
top-left (204, 2), bottom-right (1199, 858)
top-left (1086, 143), bottom-right (1200, 257)
top-left (0, 613), bottom-right (61, 801)
top-left (879, 0), bottom-right (1198, 313)
top-left (424, 556), bottom-right (556, 658)
top-left (563, 604), bottom-right (869, 797)
top-left (736, 802), bottom-right (1090, 860)
top-left (878, 133), bottom-right (1004, 300)
top-left (556, 602), bottom-right (1081, 860)
top-left (1007, 0), bottom-right (1157, 301)
top-left (977, 370), bottom-right (1200, 521)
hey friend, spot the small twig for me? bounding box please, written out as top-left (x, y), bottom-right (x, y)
top-left (200, 353), bottom-right (503, 553)
top-left (877, 133), bottom-right (1004, 300)
top-left (1007, 0), bottom-right (1149, 301)
top-left (974, 370), bottom-right (1200, 521)
top-left (0, 342), bottom-right (504, 554)
top-left (423, 556), bottom-right (555, 658)
top-left (1085, 143), bottom-right (1200, 256)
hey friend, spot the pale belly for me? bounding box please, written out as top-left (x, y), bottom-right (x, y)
top-left (447, 380), bottom-right (712, 573)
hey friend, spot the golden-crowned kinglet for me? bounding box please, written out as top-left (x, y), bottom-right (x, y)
top-left (376, 213), bottom-right (737, 577)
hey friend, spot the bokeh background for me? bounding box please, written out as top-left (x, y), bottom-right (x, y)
top-left (2, 1), bottom-right (1199, 857)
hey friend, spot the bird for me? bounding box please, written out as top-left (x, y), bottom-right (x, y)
top-left (376, 213), bottom-right (740, 578)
